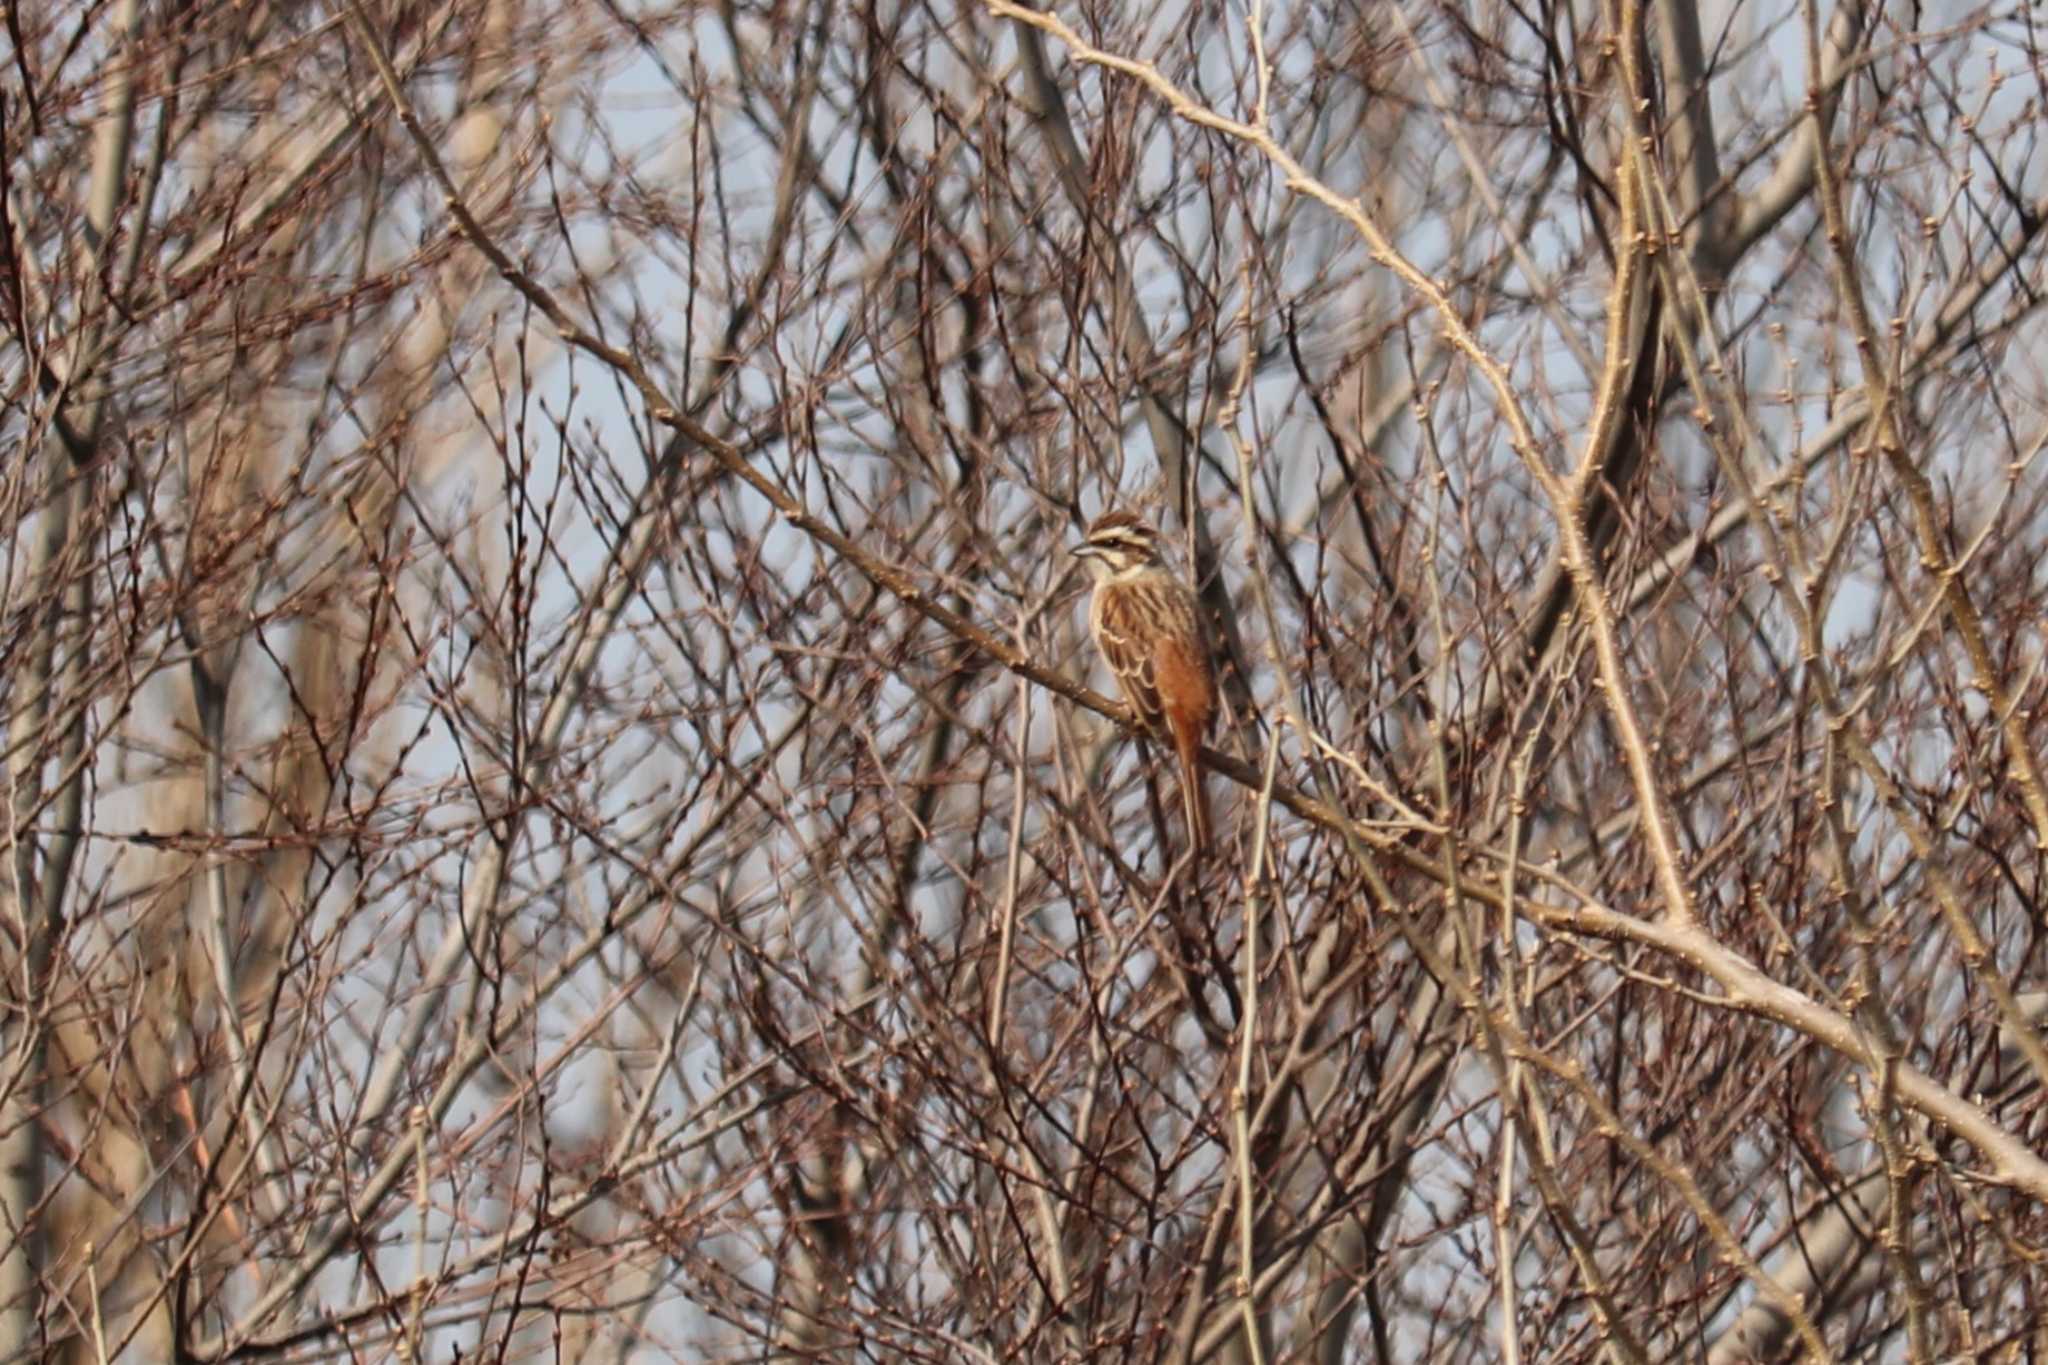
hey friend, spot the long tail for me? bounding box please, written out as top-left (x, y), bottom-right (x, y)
top-left (1174, 728), bottom-right (1210, 856)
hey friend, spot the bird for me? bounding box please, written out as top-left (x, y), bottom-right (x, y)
top-left (1071, 509), bottom-right (1217, 855)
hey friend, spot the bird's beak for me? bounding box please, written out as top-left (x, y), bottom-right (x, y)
top-left (1070, 542), bottom-right (1098, 561)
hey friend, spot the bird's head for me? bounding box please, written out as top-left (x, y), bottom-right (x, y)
top-left (1072, 509), bottom-right (1163, 579)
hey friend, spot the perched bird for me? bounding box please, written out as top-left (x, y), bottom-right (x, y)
top-left (1072, 509), bottom-right (1217, 854)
